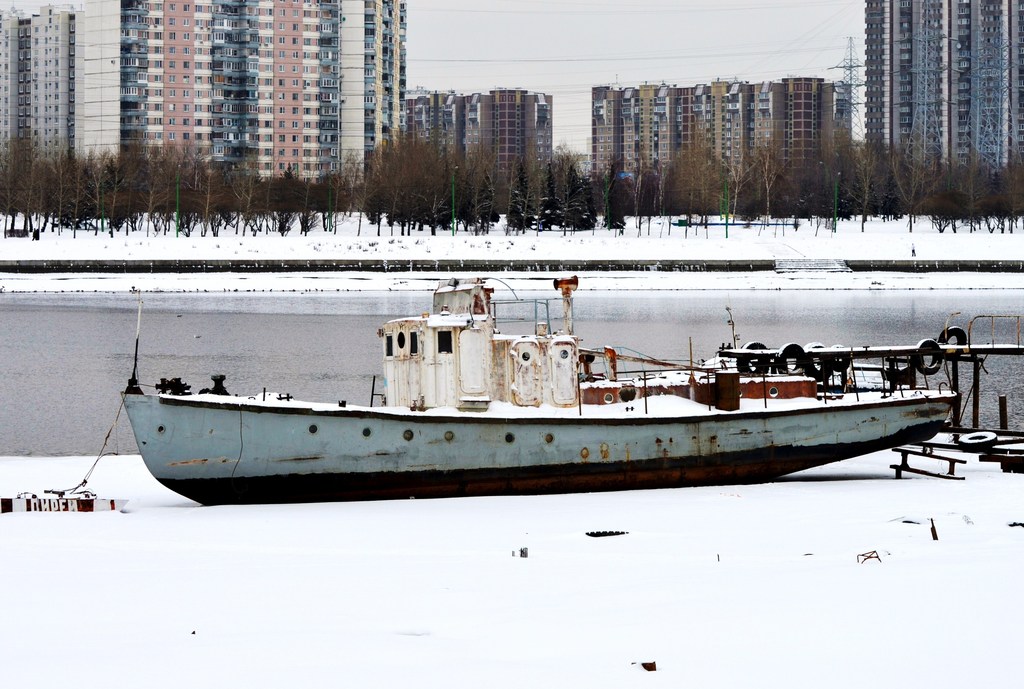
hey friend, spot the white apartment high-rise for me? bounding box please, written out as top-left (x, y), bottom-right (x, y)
top-left (865, 0), bottom-right (1024, 166)
top-left (77, 0), bottom-right (405, 176)
top-left (0, 6), bottom-right (77, 150)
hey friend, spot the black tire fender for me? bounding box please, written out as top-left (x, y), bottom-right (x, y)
top-left (829, 345), bottom-right (852, 376)
top-left (957, 431), bottom-right (998, 450)
top-left (937, 326), bottom-right (968, 346)
top-left (803, 342), bottom-right (826, 380)
top-left (913, 338), bottom-right (943, 376)
top-left (774, 343), bottom-right (806, 375)
top-left (740, 341), bottom-right (772, 374)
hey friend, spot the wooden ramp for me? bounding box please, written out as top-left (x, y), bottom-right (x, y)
top-left (890, 443), bottom-right (966, 480)
top-left (892, 429), bottom-right (1024, 479)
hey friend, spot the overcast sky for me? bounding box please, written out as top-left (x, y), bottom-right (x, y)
top-left (407, 0), bottom-right (865, 150)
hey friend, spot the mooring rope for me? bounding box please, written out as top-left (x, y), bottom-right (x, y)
top-left (46, 396), bottom-right (127, 497)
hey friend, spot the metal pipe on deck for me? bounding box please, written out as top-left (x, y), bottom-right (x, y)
top-left (554, 276), bottom-right (579, 336)
top-left (973, 359), bottom-right (981, 429)
top-left (952, 359), bottom-right (961, 426)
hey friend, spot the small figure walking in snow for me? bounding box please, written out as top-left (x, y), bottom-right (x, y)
top-left (911, 244), bottom-right (916, 257)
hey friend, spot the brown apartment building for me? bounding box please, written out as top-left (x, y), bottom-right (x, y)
top-left (593, 78), bottom-right (846, 173)
top-left (405, 88), bottom-right (553, 166)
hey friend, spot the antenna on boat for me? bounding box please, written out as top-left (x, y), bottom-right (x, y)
top-left (482, 276), bottom-right (519, 300)
top-left (725, 306), bottom-right (739, 349)
top-left (125, 290), bottom-right (144, 395)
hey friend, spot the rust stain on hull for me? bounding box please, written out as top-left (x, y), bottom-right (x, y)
top-left (168, 458), bottom-right (210, 467)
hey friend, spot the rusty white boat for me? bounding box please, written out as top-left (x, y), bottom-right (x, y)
top-left (123, 278), bottom-right (954, 505)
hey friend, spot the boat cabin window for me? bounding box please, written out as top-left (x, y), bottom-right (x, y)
top-left (410, 332), bottom-right (419, 355)
top-left (397, 332), bottom-right (406, 350)
top-left (437, 330), bottom-right (453, 354)
top-left (385, 335), bottom-right (393, 357)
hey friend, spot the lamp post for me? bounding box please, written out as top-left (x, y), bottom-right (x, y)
top-left (175, 170), bottom-right (180, 238)
top-left (451, 167), bottom-right (456, 236)
top-left (604, 170), bottom-right (610, 230)
top-left (832, 171), bottom-right (840, 233)
top-left (723, 175), bottom-right (729, 239)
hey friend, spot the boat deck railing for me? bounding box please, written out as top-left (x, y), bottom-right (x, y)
top-left (490, 298), bottom-right (555, 334)
top-left (968, 315), bottom-right (1023, 347)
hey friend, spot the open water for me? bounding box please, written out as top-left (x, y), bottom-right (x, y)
top-left (3, 289), bottom-right (1024, 456)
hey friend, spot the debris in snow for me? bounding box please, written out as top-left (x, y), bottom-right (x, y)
top-left (857, 550), bottom-right (882, 564)
top-left (631, 661), bottom-right (657, 672)
top-left (585, 530), bottom-right (628, 537)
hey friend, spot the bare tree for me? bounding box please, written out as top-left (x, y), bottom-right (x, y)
top-left (848, 140), bottom-right (881, 232)
top-left (725, 150), bottom-right (752, 223)
top-left (462, 144), bottom-right (497, 234)
top-left (17, 140), bottom-right (47, 236)
top-left (955, 153), bottom-right (989, 233)
top-left (891, 143), bottom-right (937, 233)
top-left (752, 140), bottom-right (786, 234)
top-left (1004, 156), bottom-right (1024, 232)
top-left (229, 154), bottom-right (264, 235)
top-left (138, 145), bottom-right (176, 235)
top-left (667, 132), bottom-right (719, 230)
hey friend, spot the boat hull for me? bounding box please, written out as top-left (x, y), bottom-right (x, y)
top-left (124, 392), bottom-right (953, 505)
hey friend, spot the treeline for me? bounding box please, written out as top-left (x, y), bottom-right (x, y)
top-left (3, 134), bottom-right (1024, 238)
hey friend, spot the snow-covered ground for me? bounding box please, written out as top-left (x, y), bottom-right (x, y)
top-left (3, 217), bottom-right (1023, 687)
top-left (4, 216), bottom-right (1024, 292)
top-left (2, 451), bottom-right (1021, 688)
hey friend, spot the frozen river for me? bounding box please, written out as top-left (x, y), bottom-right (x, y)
top-left (4, 289), bottom-right (1024, 455)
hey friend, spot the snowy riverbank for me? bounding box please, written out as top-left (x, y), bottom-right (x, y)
top-left (4, 216), bottom-right (1024, 291)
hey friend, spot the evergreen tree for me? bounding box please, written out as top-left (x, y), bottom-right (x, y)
top-left (563, 163), bottom-right (596, 232)
top-left (538, 163), bottom-right (563, 231)
top-left (606, 163), bottom-right (628, 232)
top-left (507, 158), bottom-right (535, 234)
top-left (474, 171), bottom-right (496, 234)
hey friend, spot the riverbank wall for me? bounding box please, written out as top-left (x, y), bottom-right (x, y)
top-left (3, 258), bottom-right (1024, 273)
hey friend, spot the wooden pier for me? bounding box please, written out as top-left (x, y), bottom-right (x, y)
top-left (720, 315), bottom-right (1024, 479)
